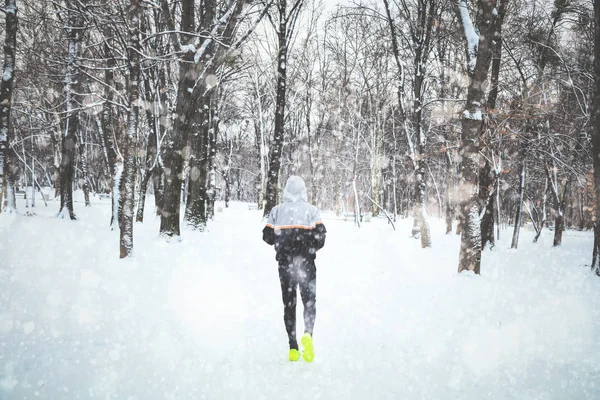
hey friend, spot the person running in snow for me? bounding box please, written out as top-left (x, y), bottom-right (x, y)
top-left (262, 176), bottom-right (327, 362)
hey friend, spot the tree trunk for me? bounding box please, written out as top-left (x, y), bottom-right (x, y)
top-left (445, 147), bottom-right (454, 234)
top-left (58, 5), bottom-right (82, 220)
top-left (553, 177), bottom-right (572, 247)
top-left (456, 0), bottom-right (505, 273)
top-left (152, 66), bottom-right (168, 217)
top-left (578, 190), bottom-right (585, 231)
top-left (415, 158), bottom-right (431, 248)
top-left (5, 175), bottom-right (16, 211)
top-left (224, 169), bottom-right (231, 208)
top-left (533, 178), bottom-right (548, 243)
top-left (50, 119), bottom-right (61, 199)
top-left (136, 72), bottom-right (161, 223)
top-left (222, 137), bottom-right (233, 208)
top-left (352, 176), bottom-right (361, 227)
top-left (153, 164), bottom-right (164, 215)
top-left (120, 0), bottom-right (141, 258)
top-left (206, 95), bottom-right (218, 220)
top-left (101, 25), bottom-right (122, 228)
top-left (480, 161), bottom-right (495, 249)
top-left (372, 124), bottom-right (383, 217)
top-left (159, 0), bottom-right (196, 237)
top-left (411, 1), bottom-right (433, 247)
top-left (184, 94), bottom-right (210, 230)
top-left (136, 170), bottom-right (152, 222)
top-left (510, 160), bottom-right (526, 249)
top-left (0, 0), bottom-right (17, 214)
top-left (22, 146), bottom-right (29, 208)
top-left (78, 128), bottom-right (91, 207)
top-left (30, 137), bottom-right (36, 208)
top-left (263, 1), bottom-right (289, 217)
top-left (495, 174), bottom-right (501, 240)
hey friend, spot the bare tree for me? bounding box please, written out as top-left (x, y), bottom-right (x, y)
top-left (456, 0), bottom-right (509, 274)
top-left (0, 0), bottom-right (18, 213)
top-left (263, 0), bottom-right (305, 217)
top-left (592, 0), bottom-right (600, 274)
top-left (57, 0), bottom-right (84, 220)
top-left (119, 0), bottom-right (142, 258)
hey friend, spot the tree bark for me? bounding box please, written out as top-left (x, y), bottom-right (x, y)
top-left (159, 0), bottom-right (196, 237)
top-left (136, 73), bottom-right (161, 223)
top-left (552, 176), bottom-right (572, 247)
top-left (100, 25), bottom-right (122, 228)
top-left (159, 0), bottom-right (247, 234)
top-left (456, 0), bottom-right (505, 274)
top-left (206, 94), bottom-right (218, 220)
top-left (58, 4), bottom-right (82, 220)
top-left (510, 159), bottom-right (526, 249)
top-left (480, 161), bottom-right (495, 249)
top-left (78, 127), bottom-right (91, 207)
top-left (411, 0), bottom-right (435, 247)
top-left (184, 94), bottom-right (210, 230)
top-left (445, 146), bottom-right (454, 234)
top-left (136, 170), bottom-right (152, 223)
top-left (120, 0), bottom-right (141, 258)
top-left (0, 0), bottom-right (17, 213)
top-left (533, 178), bottom-right (548, 243)
top-left (263, 0), bottom-right (291, 217)
top-left (415, 158), bottom-right (431, 248)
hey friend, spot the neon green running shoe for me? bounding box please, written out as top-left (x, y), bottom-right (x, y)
top-left (301, 333), bottom-right (314, 363)
top-left (289, 348), bottom-right (300, 361)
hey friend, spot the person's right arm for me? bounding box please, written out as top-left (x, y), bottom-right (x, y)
top-left (262, 208), bottom-right (277, 246)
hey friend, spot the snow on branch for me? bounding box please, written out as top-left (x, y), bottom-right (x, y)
top-left (0, 2), bottom-right (16, 15)
top-left (457, 0), bottom-right (478, 74)
top-left (194, 0), bottom-right (238, 64)
top-left (230, 0), bottom-right (274, 51)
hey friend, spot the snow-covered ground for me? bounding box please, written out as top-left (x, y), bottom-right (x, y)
top-left (1, 193), bottom-right (599, 399)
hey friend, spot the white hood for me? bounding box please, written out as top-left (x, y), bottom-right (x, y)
top-left (282, 176), bottom-right (308, 203)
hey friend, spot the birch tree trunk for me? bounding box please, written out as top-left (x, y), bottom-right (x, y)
top-left (78, 127), bottom-right (91, 206)
top-left (0, 0), bottom-right (17, 213)
top-left (100, 26), bottom-right (123, 228)
top-left (411, 0), bottom-right (433, 247)
top-left (119, 0), bottom-right (141, 258)
top-left (371, 123), bottom-right (383, 218)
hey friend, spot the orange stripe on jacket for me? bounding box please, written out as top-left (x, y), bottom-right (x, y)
top-left (265, 221), bottom-right (323, 230)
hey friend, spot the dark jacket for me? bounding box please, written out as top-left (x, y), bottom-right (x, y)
top-left (262, 176), bottom-right (326, 263)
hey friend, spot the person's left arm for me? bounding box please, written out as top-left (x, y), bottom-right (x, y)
top-left (311, 209), bottom-right (326, 250)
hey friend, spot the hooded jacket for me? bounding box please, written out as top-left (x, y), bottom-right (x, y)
top-left (262, 176), bottom-right (327, 262)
